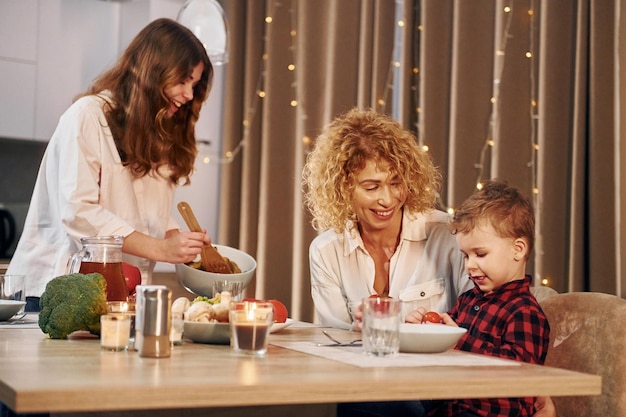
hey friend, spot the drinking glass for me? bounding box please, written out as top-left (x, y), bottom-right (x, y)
top-left (212, 280), bottom-right (243, 301)
top-left (361, 297), bottom-right (402, 357)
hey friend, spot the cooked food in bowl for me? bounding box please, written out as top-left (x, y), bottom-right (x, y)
top-left (175, 244), bottom-right (256, 297)
top-left (186, 255), bottom-right (242, 274)
top-left (399, 323), bottom-right (467, 353)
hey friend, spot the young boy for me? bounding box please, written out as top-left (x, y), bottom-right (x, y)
top-left (417, 179), bottom-right (551, 417)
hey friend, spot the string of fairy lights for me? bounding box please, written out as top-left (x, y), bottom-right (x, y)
top-left (208, 1), bottom-right (540, 191)
top-left (205, 1), bottom-right (547, 284)
top-left (201, 0), bottom-right (300, 165)
top-left (475, 2), bottom-right (539, 200)
top-left (380, 2), bottom-right (546, 285)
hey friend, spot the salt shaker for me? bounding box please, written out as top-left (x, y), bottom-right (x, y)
top-left (134, 285), bottom-right (167, 352)
top-left (137, 286), bottom-right (172, 358)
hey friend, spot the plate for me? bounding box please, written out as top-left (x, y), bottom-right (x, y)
top-left (0, 300), bottom-right (26, 321)
top-left (399, 323), bottom-right (467, 353)
top-left (270, 318), bottom-right (294, 333)
top-left (183, 318), bottom-right (294, 344)
top-left (183, 321), bottom-right (230, 344)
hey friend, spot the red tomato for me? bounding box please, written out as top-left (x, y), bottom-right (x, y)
top-left (368, 295), bottom-right (395, 314)
top-left (242, 298), bottom-right (289, 323)
top-left (268, 299), bottom-right (288, 323)
top-left (122, 262), bottom-right (141, 295)
top-left (421, 311), bottom-right (442, 324)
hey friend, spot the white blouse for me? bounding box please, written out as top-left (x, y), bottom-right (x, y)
top-left (7, 93), bottom-right (179, 297)
top-left (309, 210), bottom-right (473, 329)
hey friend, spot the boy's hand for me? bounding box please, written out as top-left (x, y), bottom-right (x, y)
top-left (533, 396), bottom-right (556, 417)
top-left (440, 313), bottom-right (459, 327)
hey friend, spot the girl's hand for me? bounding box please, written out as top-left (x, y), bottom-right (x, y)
top-left (162, 229), bottom-right (211, 264)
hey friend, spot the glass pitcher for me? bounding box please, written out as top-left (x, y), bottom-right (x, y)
top-left (67, 235), bottom-right (129, 301)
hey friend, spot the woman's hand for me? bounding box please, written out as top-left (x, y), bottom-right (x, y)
top-left (350, 303), bottom-right (363, 331)
top-left (404, 307), bottom-right (427, 323)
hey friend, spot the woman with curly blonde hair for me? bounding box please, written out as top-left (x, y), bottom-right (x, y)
top-left (303, 108), bottom-right (472, 330)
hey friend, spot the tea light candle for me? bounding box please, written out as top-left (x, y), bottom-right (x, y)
top-left (100, 314), bottom-right (131, 351)
top-left (107, 301), bottom-right (137, 349)
top-left (229, 302), bottom-right (274, 356)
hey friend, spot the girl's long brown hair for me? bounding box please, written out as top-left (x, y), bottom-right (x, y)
top-left (78, 18), bottom-right (213, 185)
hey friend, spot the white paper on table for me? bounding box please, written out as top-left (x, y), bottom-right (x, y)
top-left (271, 341), bottom-right (522, 368)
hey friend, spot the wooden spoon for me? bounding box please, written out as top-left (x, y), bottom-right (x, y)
top-left (177, 201), bottom-right (232, 274)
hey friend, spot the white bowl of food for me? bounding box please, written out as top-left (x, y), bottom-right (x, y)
top-left (175, 244), bottom-right (256, 297)
top-left (399, 323), bottom-right (467, 353)
top-left (0, 300), bottom-right (26, 321)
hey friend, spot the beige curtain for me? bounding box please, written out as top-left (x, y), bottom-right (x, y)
top-left (215, 0), bottom-right (624, 322)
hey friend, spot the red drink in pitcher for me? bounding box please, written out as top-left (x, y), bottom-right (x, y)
top-left (79, 261), bottom-right (128, 301)
top-left (68, 236), bottom-right (129, 301)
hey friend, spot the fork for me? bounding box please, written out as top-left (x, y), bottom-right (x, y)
top-left (317, 330), bottom-right (362, 347)
top-left (177, 201), bottom-right (232, 274)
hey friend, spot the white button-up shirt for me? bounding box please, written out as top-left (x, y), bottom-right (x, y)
top-left (309, 210), bottom-right (472, 329)
top-left (7, 93), bottom-right (179, 296)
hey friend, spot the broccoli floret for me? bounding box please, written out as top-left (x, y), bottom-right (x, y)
top-left (38, 273), bottom-right (109, 339)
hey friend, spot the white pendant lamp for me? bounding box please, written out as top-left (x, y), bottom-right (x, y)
top-left (177, 0), bottom-right (229, 65)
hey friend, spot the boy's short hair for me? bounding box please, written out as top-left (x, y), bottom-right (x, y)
top-left (451, 179), bottom-right (535, 258)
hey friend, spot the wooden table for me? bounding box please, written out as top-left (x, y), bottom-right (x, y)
top-left (0, 321), bottom-right (601, 415)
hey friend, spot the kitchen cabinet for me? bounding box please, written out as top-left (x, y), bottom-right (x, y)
top-left (34, 0), bottom-right (120, 140)
top-left (0, 61), bottom-right (36, 139)
top-left (0, 0), bottom-right (118, 141)
top-left (0, 0), bottom-right (38, 139)
top-left (0, 0), bottom-right (38, 61)
top-left (0, 0), bottom-right (185, 141)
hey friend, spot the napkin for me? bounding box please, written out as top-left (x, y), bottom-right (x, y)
top-left (271, 341), bottom-right (521, 368)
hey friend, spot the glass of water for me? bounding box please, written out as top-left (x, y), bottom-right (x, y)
top-left (361, 297), bottom-right (402, 357)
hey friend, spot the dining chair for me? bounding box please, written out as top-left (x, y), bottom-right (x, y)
top-left (539, 292), bottom-right (626, 417)
top-left (530, 285), bottom-right (558, 302)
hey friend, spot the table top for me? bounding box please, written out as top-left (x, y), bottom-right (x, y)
top-left (0, 320), bottom-right (601, 414)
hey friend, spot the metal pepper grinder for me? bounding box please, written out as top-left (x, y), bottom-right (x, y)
top-left (138, 286), bottom-right (172, 358)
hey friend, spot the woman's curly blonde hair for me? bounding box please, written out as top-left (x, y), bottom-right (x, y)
top-left (302, 108), bottom-right (442, 233)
